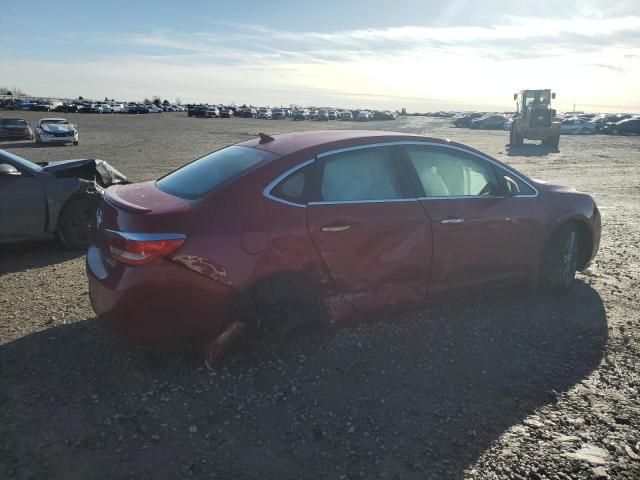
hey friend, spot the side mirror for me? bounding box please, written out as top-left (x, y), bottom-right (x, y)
top-left (551, 92), bottom-right (556, 99)
top-left (513, 93), bottom-right (517, 101)
top-left (504, 175), bottom-right (520, 196)
top-left (0, 163), bottom-right (21, 176)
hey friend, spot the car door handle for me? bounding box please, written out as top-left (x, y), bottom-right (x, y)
top-left (321, 225), bottom-right (352, 232)
top-left (440, 218), bottom-right (465, 224)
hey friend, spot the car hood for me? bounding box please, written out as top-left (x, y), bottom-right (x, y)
top-left (40, 123), bottom-right (75, 133)
top-left (530, 178), bottom-right (577, 193)
top-left (37, 159), bottom-right (128, 186)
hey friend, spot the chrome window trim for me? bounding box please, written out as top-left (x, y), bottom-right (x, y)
top-left (262, 141), bottom-right (538, 207)
top-left (262, 158), bottom-right (315, 208)
top-left (317, 141), bottom-right (539, 199)
top-left (309, 198), bottom-right (418, 206)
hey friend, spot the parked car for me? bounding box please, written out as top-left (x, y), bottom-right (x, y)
top-left (453, 112), bottom-right (485, 127)
top-left (340, 111), bottom-right (353, 121)
top-left (146, 105), bottom-right (163, 113)
top-left (220, 107), bottom-right (235, 118)
top-left (309, 109), bottom-right (318, 120)
top-left (195, 106), bottom-right (219, 118)
top-left (293, 109), bottom-right (310, 120)
top-left (85, 131), bottom-right (601, 367)
top-left (317, 109), bottom-right (329, 121)
top-left (328, 110), bottom-right (338, 120)
top-left (559, 118), bottom-right (596, 135)
top-left (34, 118), bottom-right (79, 145)
top-left (601, 118), bottom-right (640, 135)
top-left (257, 108), bottom-right (272, 119)
top-left (373, 111), bottom-right (397, 120)
top-left (470, 114), bottom-right (508, 129)
top-left (0, 149), bottom-right (127, 248)
top-left (0, 118), bottom-right (34, 141)
top-left (272, 108), bottom-right (286, 120)
top-left (356, 110), bottom-right (372, 121)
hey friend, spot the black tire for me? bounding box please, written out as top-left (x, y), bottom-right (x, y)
top-left (73, 140), bottom-right (79, 146)
top-left (539, 224), bottom-right (578, 294)
top-left (544, 134), bottom-right (560, 150)
top-left (57, 195), bottom-right (99, 249)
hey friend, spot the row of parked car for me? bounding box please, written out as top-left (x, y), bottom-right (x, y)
top-left (0, 116), bottom-right (79, 145)
top-left (1, 99), bottom-right (187, 114)
top-left (451, 111), bottom-right (640, 135)
top-left (187, 104), bottom-right (398, 121)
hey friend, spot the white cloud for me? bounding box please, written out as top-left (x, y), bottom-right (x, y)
top-left (2, 16), bottom-right (639, 112)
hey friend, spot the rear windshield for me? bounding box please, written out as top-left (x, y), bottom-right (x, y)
top-left (156, 145), bottom-right (277, 200)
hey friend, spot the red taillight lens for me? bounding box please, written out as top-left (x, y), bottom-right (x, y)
top-left (107, 234), bottom-right (185, 266)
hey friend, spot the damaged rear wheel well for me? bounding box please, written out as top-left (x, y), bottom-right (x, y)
top-left (231, 271), bottom-right (327, 337)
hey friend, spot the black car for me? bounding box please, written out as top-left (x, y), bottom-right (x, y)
top-left (453, 112), bottom-right (485, 127)
top-left (602, 118), bottom-right (640, 135)
top-left (0, 118), bottom-right (33, 141)
top-left (293, 109), bottom-right (310, 120)
top-left (372, 110), bottom-right (397, 120)
top-left (0, 149), bottom-right (128, 248)
top-left (239, 107), bottom-right (257, 118)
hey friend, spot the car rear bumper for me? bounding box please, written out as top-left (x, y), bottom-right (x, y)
top-left (86, 246), bottom-right (235, 346)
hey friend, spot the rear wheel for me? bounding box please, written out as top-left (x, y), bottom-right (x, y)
top-left (241, 274), bottom-right (328, 343)
top-left (539, 224), bottom-right (578, 294)
top-left (57, 195), bottom-right (99, 249)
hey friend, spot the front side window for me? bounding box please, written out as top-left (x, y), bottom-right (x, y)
top-left (317, 147), bottom-right (405, 202)
top-left (405, 146), bottom-right (500, 197)
top-left (157, 146), bottom-right (277, 200)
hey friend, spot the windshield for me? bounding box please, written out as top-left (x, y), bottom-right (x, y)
top-left (41, 120), bottom-right (69, 125)
top-left (524, 91), bottom-right (550, 107)
top-left (0, 118), bottom-right (27, 126)
top-left (0, 150), bottom-right (43, 173)
top-left (156, 145), bottom-right (278, 200)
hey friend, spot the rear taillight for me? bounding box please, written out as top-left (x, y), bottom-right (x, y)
top-left (105, 231), bottom-right (186, 266)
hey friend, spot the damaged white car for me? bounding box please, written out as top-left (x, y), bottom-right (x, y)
top-left (34, 118), bottom-right (79, 146)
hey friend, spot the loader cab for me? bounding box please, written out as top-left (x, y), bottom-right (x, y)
top-left (514, 89), bottom-right (556, 128)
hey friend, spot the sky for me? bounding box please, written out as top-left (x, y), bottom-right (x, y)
top-left (2, 0), bottom-right (639, 112)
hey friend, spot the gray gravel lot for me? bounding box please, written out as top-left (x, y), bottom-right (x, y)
top-left (1, 112), bottom-right (639, 479)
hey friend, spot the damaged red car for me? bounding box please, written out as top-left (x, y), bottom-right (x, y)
top-left (87, 131), bottom-right (601, 365)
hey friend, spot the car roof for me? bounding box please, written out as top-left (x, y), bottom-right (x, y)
top-left (238, 130), bottom-right (451, 156)
top-left (39, 118), bottom-right (68, 122)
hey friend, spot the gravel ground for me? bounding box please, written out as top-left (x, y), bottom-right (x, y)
top-left (0, 113), bottom-right (638, 479)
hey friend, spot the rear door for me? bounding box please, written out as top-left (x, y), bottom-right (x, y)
top-left (401, 143), bottom-right (536, 295)
top-left (306, 144), bottom-right (432, 312)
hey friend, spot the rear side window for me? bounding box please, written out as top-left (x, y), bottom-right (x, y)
top-left (316, 147), bottom-right (405, 202)
top-left (157, 146), bottom-right (277, 200)
top-left (271, 165), bottom-right (312, 204)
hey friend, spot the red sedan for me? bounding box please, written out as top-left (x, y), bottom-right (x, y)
top-left (87, 130), bottom-right (601, 365)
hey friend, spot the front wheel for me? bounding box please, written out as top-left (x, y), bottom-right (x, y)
top-left (539, 225), bottom-right (578, 294)
top-left (57, 195), bottom-right (99, 249)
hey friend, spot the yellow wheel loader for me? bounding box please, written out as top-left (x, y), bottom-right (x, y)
top-left (510, 89), bottom-right (561, 149)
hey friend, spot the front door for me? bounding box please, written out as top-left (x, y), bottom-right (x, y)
top-left (401, 143), bottom-right (533, 295)
top-left (306, 145), bottom-right (432, 314)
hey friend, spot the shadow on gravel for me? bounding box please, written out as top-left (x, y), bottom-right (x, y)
top-left (0, 142), bottom-right (38, 149)
top-left (0, 240), bottom-right (83, 275)
top-left (0, 281), bottom-right (607, 479)
top-left (507, 144), bottom-right (558, 156)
